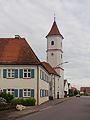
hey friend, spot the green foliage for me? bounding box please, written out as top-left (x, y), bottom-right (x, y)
top-left (11, 97), bottom-right (36, 106)
top-left (74, 89), bottom-right (78, 96)
top-left (68, 89), bottom-right (74, 97)
top-left (0, 92), bottom-right (14, 103)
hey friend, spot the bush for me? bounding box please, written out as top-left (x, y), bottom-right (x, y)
top-left (11, 98), bottom-right (36, 106)
top-left (0, 92), bottom-right (14, 103)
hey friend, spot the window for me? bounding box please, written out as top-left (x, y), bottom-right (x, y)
top-left (40, 89), bottom-right (48, 97)
top-left (51, 53), bottom-right (54, 56)
top-left (23, 89), bottom-right (34, 97)
top-left (51, 41), bottom-right (54, 45)
top-left (61, 42), bottom-right (62, 47)
top-left (40, 70), bottom-right (48, 81)
top-left (61, 54), bottom-right (62, 59)
top-left (7, 89), bottom-right (15, 96)
top-left (23, 89), bottom-right (31, 97)
top-left (23, 69), bottom-right (31, 78)
top-left (7, 69), bottom-right (15, 78)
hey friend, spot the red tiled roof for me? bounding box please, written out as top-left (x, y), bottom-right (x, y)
top-left (46, 21), bottom-right (64, 38)
top-left (41, 62), bottom-right (60, 76)
top-left (80, 87), bottom-right (90, 93)
top-left (0, 37), bottom-right (40, 65)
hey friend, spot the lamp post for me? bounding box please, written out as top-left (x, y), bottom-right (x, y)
top-left (54, 61), bottom-right (69, 99)
top-left (55, 62), bottom-right (69, 68)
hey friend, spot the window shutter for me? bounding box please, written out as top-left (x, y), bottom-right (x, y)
top-left (3, 69), bottom-right (7, 78)
top-left (40, 89), bottom-right (42, 97)
top-left (19, 89), bottom-right (23, 97)
top-left (31, 69), bottom-right (34, 78)
top-left (14, 89), bottom-right (18, 97)
top-left (15, 69), bottom-right (18, 78)
top-left (42, 90), bottom-right (44, 97)
top-left (3, 89), bottom-right (6, 93)
top-left (19, 69), bottom-right (23, 78)
top-left (31, 89), bottom-right (34, 97)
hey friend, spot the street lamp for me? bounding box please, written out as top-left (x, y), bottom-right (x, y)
top-left (55, 62), bottom-right (69, 68)
top-left (53, 61), bottom-right (69, 98)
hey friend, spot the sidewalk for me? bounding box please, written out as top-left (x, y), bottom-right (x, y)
top-left (1, 97), bottom-right (72, 120)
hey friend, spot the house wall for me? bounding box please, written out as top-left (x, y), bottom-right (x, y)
top-left (39, 66), bottom-right (49, 104)
top-left (0, 65), bottom-right (49, 105)
top-left (64, 81), bottom-right (69, 95)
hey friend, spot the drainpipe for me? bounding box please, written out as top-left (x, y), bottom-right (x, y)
top-left (54, 75), bottom-right (55, 98)
top-left (37, 65), bottom-right (39, 105)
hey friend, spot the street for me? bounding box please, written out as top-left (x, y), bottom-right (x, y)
top-left (16, 96), bottom-right (90, 120)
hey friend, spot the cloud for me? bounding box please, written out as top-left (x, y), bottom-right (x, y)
top-left (0, 0), bottom-right (90, 88)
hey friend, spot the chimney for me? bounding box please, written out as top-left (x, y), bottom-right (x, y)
top-left (15, 35), bottom-right (21, 39)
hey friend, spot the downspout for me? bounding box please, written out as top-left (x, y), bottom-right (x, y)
top-left (54, 75), bottom-right (55, 98)
top-left (37, 65), bottom-right (39, 105)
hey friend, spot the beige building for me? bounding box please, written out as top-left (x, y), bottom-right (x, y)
top-left (0, 36), bottom-right (49, 105)
top-left (42, 62), bottom-right (60, 99)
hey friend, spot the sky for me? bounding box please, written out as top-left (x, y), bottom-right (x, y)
top-left (0, 0), bottom-right (90, 89)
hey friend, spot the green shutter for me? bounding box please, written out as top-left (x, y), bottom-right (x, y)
top-left (31, 69), bottom-right (34, 78)
top-left (42, 90), bottom-right (44, 97)
top-left (19, 89), bottom-right (23, 97)
top-left (15, 69), bottom-right (18, 78)
top-left (19, 69), bottom-right (23, 78)
top-left (3, 69), bottom-right (7, 78)
top-left (3, 89), bottom-right (6, 93)
top-left (31, 89), bottom-right (34, 97)
top-left (14, 89), bottom-right (18, 97)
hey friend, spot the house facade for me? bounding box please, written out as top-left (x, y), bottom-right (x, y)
top-left (80, 87), bottom-right (90, 95)
top-left (42, 62), bottom-right (60, 99)
top-left (0, 36), bottom-right (49, 105)
top-left (64, 80), bottom-right (69, 97)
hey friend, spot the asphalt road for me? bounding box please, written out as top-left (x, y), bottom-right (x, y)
top-left (17, 96), bottom-right (90, 120)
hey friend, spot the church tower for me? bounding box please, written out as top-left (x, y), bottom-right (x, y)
top-left (46, 19), bottom-right (64, 98)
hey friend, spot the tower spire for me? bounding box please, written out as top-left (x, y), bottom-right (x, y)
top-left (54, 13), bottom-right (56, 22)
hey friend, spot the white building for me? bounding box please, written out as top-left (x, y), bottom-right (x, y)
top-left (46, 20), bottom-right (64, 98)
top-left (0, 36), bottom-right (49, 105)
top-left (64, 80), bottom-right (69, 97)
top-left (42, 62), bottom-right (60, 99)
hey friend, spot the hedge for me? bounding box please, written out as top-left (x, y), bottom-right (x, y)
top-left (11, 97), bottom-right (36, 106)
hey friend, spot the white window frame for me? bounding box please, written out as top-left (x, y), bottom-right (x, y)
top-left (23, 89), bottom-right (31, 97)
top-left (23, 69), bottom-right (31, 78)
top-left (7, 89), bottom-right (14, 95)
top-left (7, 69), bottom-right (15, 78)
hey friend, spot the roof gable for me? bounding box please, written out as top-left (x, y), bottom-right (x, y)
top-left (0, 37), bottom-right (40, 65)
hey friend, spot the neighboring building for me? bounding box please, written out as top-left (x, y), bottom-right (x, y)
top-left (64, 80), bottom-right (69, 97)
top-left (0, 36), bottom-right (49, 105)
top-left (42, 62), bottom-right (60, 99)
top-left (80, 87), bottom-right (90, 95)
top-left (68, 83), bottom-right (72, 90)
top-left (46, 19), bottom-right (64, 98)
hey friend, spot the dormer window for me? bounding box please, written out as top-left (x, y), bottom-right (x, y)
top-left (51, 41), bottom-right (54, 45)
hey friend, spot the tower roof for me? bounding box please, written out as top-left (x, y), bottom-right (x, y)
top-left (46, 20), bottom-right (64, 39)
